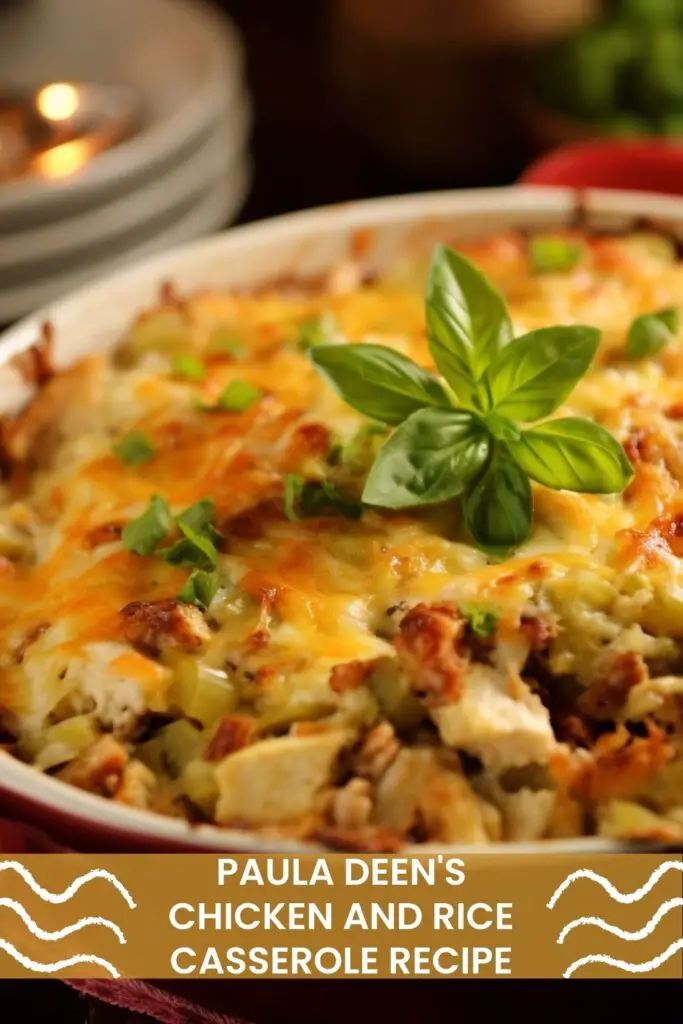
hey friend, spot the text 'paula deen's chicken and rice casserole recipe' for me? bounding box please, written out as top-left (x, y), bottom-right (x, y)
top-left (1, 228), bottom-right (683, 849)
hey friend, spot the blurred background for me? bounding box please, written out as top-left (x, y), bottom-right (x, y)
top-left (4, 0), bottom-right (683, 321)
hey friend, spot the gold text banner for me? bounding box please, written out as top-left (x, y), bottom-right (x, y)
top-left (0, 854), bottom-right (680, 980)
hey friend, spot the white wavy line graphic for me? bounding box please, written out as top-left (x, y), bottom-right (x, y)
top-left (0, 897), bottom-right (126, 944)
top-left (547, 860), bottom-right (683, 909)
top-left (0, 861), bottom-right (136, 909)
top-left (0, 937), bottom-right (120, 978)
top-left (564, 938), bottom-right (683, 978)
top-left (558, 898), bottom-right (683, 945)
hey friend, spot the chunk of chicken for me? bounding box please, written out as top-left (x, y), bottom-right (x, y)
top-left (214, 729), bottom-right (352, 826)
top-left (374, 747), bottom-right (500, 843)
top-left (431, 664), bottom-right (556, 770)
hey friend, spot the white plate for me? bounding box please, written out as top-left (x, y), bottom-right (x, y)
top-left (0, 92), bottom-right (251, 274)
top-left (0, 0), bottom-right (244, 226)
top-left (0, 160), bottom-right (250, 322)
top-left (1, 186), bottom-right (681, 850)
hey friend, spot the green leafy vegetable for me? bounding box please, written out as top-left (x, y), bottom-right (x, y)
top-left (114, 431), bottom-right (155, 466)
top-left (487, 325), bottom-right (601, 421)
top-left (530, 236), bottom-right (583, 274)
top-left (172, 354), bottom-right (206, 380)
top-left (160, 521), bottom-right (218, 571)
top-left (122, 495), bottom-right (173, 555)
top-left (425, 243), bottom-right (513, 408)
top-left (284, 474), bottom-right (362, 520)
top-left (626, 306), bottom-right (679, 359)
top-left (362, 408), bottom-right (489, 509)
top-left (507, 418), bottom-right (634, 494)
top-left (310, 243), bottom-right (632, 553)
top-left (311, 343), bottom-right (452, 425)
top-left (463, 449), bottom-right (532, 553)
top-left (123, 494), bottom-right (221, 597)
top-left (461, 601), bottom-right (500, 638)
top-left (177, 498), bottom-right (221, 544)
top-left (178, 569), bottom-right (220, 610)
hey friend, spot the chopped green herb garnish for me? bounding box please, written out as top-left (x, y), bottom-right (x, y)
top-left (461, 601), bottom-right (500, 638)
top-left (178, 569), bottom-right (220, 610)
top-left (122, 494), bottom-right (173, 555)
top-left (172, 353), bottom-right (206, 380)
top-left (284, 474), bottom-right (362, 521)
top-left (196, 380), bottom-right (263, 413)
top-left (297, 313), bottom-right (337, 351)
top-left (113, 431), bottom-right (155, 466)
top-left (530, 235), bottom-right (583, 274)
top-left (626, 306), bottom-right (679, 359)
top-left (177, 498), bottom-right (221, 544)
top-left (160, 498), bottom-right (220, 570)
top-left (162, 520), bottom-right (218, 570)
top-left (284, 474), bottom-right (304, 521)
top-left (310, 243), bottom-right (633, 553)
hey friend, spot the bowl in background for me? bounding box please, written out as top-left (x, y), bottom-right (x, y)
top-left (522, 138), bottom-right (683, 194)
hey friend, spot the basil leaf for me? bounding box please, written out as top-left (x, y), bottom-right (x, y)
top-left (172, 353), bottom-right (206, 380)
top-left (362, 408), bottom-right (490, 509)
top-left (178, 569), bottom-right (220, 610)
top-left (626, 307), bottom-right (679, 359)
top-left (425, 244), bottom-right (513, 407)
top-left (311, 343), bottom-right (451, 425)
top-left (507, 418), bottom-right (633, 493)
top-left (284, 474), bottom-right (362, 520)
top-left (161, 520), bottom-right (218, 570)
top-left (488, 325), bottom-right (600, 421)
top-left (463, 449), bottom-right (532, 551)
top-left (114, 431), bottom-right (155, 466)
top-left (530, 235), bottom-right (583, 274)
top-left (461, 601), bottom-right (500, 638)
top-left (122, 494), bottom-right (172, 555)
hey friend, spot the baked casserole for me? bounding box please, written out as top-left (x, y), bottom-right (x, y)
top-left (1, 227), bottom-right (682, 848)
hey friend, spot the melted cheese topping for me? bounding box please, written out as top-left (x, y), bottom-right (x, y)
top-left (1, 229), bottom-right (683, 847)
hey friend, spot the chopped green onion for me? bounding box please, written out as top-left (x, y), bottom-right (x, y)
top-left (284, 474), bottom-right (304, 521)
top-left (202, 380), bottom-right (262, 411)
top-left (461, 601), bottom-right (500, 639)
top-left (172, 353), bottom-right (206, 380)
top-left (530, 236), bottom-right (583, 274)
top-left (113, 431), bottom-right (155, 466)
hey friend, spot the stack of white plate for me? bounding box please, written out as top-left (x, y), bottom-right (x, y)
top-left (0, 0), bottom-right (250, 322)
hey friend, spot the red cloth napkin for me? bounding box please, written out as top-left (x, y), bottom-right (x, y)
top-left (0, 815), bottom-right (252, 1024)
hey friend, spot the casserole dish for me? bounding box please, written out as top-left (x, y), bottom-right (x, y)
top-left (1, 185), bottom-right (682, 851)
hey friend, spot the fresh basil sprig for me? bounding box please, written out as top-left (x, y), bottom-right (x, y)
top-left (310, 244), bottom-right (633, 553)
